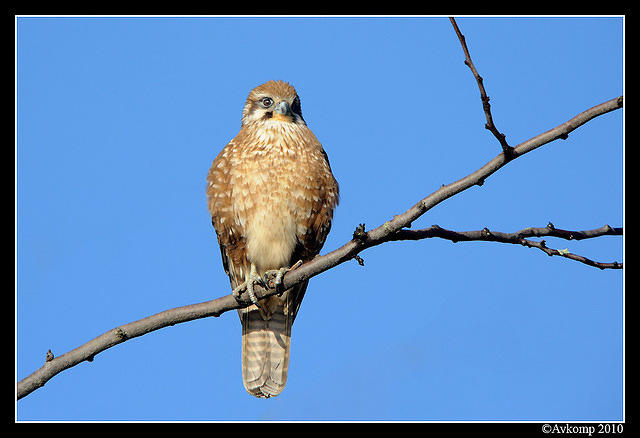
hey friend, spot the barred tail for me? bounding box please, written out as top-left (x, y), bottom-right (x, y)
top-left (239, 296), bottom-right (292, 398)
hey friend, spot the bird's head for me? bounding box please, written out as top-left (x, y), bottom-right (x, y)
top-left (241, 80), bottom-right (306, 126)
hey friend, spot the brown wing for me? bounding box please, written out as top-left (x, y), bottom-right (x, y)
top-left (206, 138), bottom-right (249, 290)
top-left (287, 146), bottom-right (339, 322)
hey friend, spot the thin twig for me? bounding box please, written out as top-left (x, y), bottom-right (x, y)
top-left (450, 17), bottom-right (513, 155)
top-left (519, 239), bottom-right (622, 270)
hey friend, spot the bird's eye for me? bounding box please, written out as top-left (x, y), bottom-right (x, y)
top-left (260, 97), bottom-right (273, 108)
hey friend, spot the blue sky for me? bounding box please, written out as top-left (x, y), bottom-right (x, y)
top-left (16, 16), bottom-right (623, 421)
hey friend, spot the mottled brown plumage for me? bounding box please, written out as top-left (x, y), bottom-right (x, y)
top-left (206, 80), bottom-right (339, 398)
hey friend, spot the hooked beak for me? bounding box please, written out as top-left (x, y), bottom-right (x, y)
top-left (271, 100), bottom-right (293, 121)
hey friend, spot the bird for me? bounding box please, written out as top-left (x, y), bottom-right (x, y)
top-left (206, 80), bottom-right (339, 398)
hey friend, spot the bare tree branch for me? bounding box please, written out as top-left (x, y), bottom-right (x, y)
top-left (394, 223), bottom-right (623, 243)
top-left (17, 293), bottom-right (248, 400)
top-left (450, 17), bottom-right (512, 155)
top-left (389, 223), bottom-right (623, 269)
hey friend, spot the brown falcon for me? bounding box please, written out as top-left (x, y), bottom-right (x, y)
top-left (206, 80), bottom-right (339, 398)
